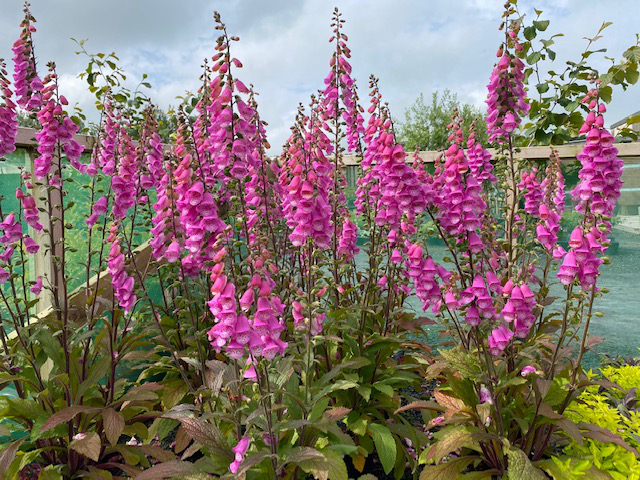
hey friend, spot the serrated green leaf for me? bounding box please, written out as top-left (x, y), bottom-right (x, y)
top-left (368, 423), bottom-right (396, 475)
top-left (439, 348), bottom-right (481, 380)
top-left (429, 426), bottom-right (475, 464)
top-left (372, 383), bottom-right (394, 398)
top-left (504, 443), bottom-right (546, 480)
top-left (322, 449), bottom-right (348, 480)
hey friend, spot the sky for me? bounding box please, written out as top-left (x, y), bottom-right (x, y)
top-left (1, 0), bottom-right (639, 152)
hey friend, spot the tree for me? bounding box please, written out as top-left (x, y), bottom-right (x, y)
top-left (397, 89), bottom-right (487, 151)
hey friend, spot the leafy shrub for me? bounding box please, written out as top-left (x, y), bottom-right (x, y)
top-left (549, 365), bottom-right (640, 479)
top-left (0, 1), bottom-right (638, 479)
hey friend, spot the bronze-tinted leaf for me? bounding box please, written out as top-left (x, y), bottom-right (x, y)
top-left (433, 390), bottom-right (466, 412)
top-left (102, 408), bottom-right (125, 447)
top-left (395, 400), bottom-right (443, 414)
top-left (70, 432), bottom-right (101, 462)
top-left (135, 461), bottom-right (201, 480)
top-left (41, 405), bottom-right (100, 433)
top-left (0, 439), bottom-right (23, 477)
top-left (419, 457), bottom-right (474, 480)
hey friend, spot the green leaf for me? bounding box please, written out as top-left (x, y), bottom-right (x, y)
top-left (623, 46), bottom-right (640, 64)
top-left (526, 52), bottom-right (542, 65)
top-left (428, 426), bottom-right (474, 464)
top-left (70, 432), bottom-right (101, 462)
top-left (598, 85), bottom-right (613, 103)
top-left (373, 383), bottom-right (394, 398)
top-left (626, 69), bottom-right (639, 84)
top-left (76, 357), bottom-right (109, 401)
top-left (147, 418), bottom-right (179, 444)
top-left (419, 457), bottom-right (474, 480)
top-left (314, 380), bottom-right (359, 401)
top-left (161, 379), bottom-right (190, 409)
top-left (523, 26), bottom-right (537, 41)
top-left (533, 20), bottom-right (550, 31)
top-left (358, 385), bottom-right (372, 402)
top-left (321, 449), bottom-right (348, 480)
top-left (598, 21), bottom-right (613, 34)
top-left (439, 347), bottom-right (481, 380)
top-left (536, 83), bottom-right (549, 94)
top-left (84, 466), bottom-right (113, 479)
top-left (504, 443), bottom-right (546, 480)
top-left (368, 423), bottom-right (396, 475)
top-left (316, 357), bottom-right (371, 387)
top-left (536, 458), bottom-right (574, 480)
top-left (38, 465), bottom-right (64, 480)
top-left (286, 447), bottom-right (325, 466)
top-left (625, 115), bottom-right (640, 125)
top-left (176, 417), bottom-right (229, 456)
top-left (295, 448), bottom-right (343, 480)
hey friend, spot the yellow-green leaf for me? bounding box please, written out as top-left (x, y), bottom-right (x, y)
top-left (368, 423), bottom-right (396, 475)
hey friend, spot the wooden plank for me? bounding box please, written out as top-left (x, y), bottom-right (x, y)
top-left (16, 127), bottom-right (97, 150)
top-left (343, 142), bottom-right (640, 166)
top-left (5, 240), bottom-right (155, 342)
top-left (15, 127), bottom-right (170, 152)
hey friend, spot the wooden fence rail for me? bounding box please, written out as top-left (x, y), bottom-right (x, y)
top-left (3, 127), bottom-right (640, 338)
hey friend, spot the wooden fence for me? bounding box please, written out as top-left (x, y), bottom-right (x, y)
top-left (4, 128), bottom-right (640, 334)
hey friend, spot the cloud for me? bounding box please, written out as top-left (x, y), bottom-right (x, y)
top-left (1, 0), bottom-right (638, 152)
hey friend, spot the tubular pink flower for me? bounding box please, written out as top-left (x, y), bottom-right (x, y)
top-left (18, 190), bottom-right (42, 231)
top-left (536, 150), bottom-right (565, 250)
top-left (11, 4), bottom-right (42, 111)
top-left (0, 213), bottom-right (23, 245)
top-left (22, 236), bottom-right (39, 254)
top-left (518, 169), bottom-right (543, 216)
top-left (30, 276), bottom-right (42, 295)
top-left (33, 68), bottom-right (84, 180)
top-left (202, 25), bottom-right (287, 360)
top-left (466, 123), bottom-right (496, 184)
top-left (107, 225), bottom-right (136, 313)
top-left (485, 20), bottom-right (529, 144)
top-left (557, 92), bottom-right (622, 288)
top-left (279, 101), bottom-right (333, 250)
top-left (229, 436), bottom-right (250, 474)
top-left (488, 324), bottom-right (514, 355)
top-left (0, 60), bottom-right (18, 157)
top-left (110, 128), bottom-right (137, 220)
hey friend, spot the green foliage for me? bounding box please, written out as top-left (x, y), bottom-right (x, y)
top-left (521, 12), bottom-right (640, 145)
top-left (2, 2), bottom-right (639, 479)
top-left (15, 110), bottom-right (40, 129)
top-left (601, 365), bottom-right (640, 397)
top-left (549, 365), bottom-right (640, 479)
top-left (397, 90), bottom-right (487, 151)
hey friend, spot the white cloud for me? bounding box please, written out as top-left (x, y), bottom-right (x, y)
top-left (1, 0), bottom-right (638, 152)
